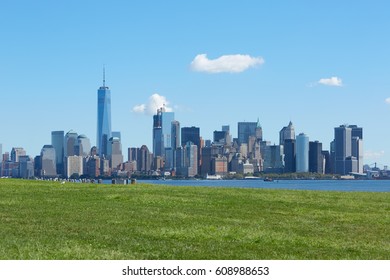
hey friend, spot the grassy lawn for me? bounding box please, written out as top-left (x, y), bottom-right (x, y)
top-left (0, 179), bottom-right (389, 260)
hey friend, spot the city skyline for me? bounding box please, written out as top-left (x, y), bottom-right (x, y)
top-left (1, 1), bottom-right (390, 167)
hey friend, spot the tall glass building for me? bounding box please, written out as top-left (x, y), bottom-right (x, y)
top-left (238, 122), bottom-right (257, 145)
top-left (41, 145), bottom-right (57, 177)
top-left (296, 133), bottom-right (309, 173)
top-left (51, 131), bottom-right (64, 174)
top-left (97, 69), bottom-right (112, 157)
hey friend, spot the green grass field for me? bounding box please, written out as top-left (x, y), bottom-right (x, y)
top-left (0, 179), bottom-right (389, 260)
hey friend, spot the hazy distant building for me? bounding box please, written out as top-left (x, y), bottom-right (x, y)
top-left (171, 121), bottom-right (180, 149)
top-left (138, 145), bottom-right (152, 173)
top-left (0, 144), bottom-right (2, 163)
top-left (51, 131), bottom-right (64, 175)
top-left (352, 136), bottom-right (363, 173)
top-left (296, 133), bottom-right (309, 173)
top-left (40, 145), bottom-right (57, 177)
top-left (64, 130), bottom-right (78, 157)
top-left (108, 137), bottom-right (123, 170)
top-left (309, 141), bottom-right (323, 174)
top-left (162, 110), bottom-right (174, 149)
top-left (211, 155), bottom-right (228, 176)
top-left (85, 156), bottom-right (101, 178)
top-left (128, 147), bottom-right (138, 164)
top-left (279, 121), bottom-right (295, 145)
top-left (77, 134), bottom-right (91, 157)
top-left (19, 155), bottom-right (34, 179)
top-left (183, 142), bottom-right (198, 177)
top-left (11, 147), bottom-right (26, 162)
top-left (66, 155), bottom-right (83, 178)
top-left (97, 68), bottom-right (112, 157)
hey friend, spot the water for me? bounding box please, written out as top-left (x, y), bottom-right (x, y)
top-left (132, 179), bottom-right (390, 192)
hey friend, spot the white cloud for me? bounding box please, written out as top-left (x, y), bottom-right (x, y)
top-left (132, 93), bottom-right (173, 115)
top-left (385, 97), bottom-right (390, 104)
top-left (318, 76), bottom-right (343, 87)
top-left (190, 54), bottom-right (264, 73)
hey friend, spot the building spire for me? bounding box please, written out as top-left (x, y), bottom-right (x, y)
top-left (103, 65), bottom-right (106, 87)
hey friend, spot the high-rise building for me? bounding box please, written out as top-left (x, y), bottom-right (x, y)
top-left (97, 68), bottom-right (112, 157)
top-left (296, 133), bottom-right (309, 173)
top-left (138, 145), bottom-right (152, 173)
top-left (171, 121), bottom-right (181, 171)
top-left (153, 109), bottom-right (163, 157)
top-left (279, 121), bottom-right (295, 145)
top-left (0, 143), bottom-right (2, 163)
top-left (171, 121), bottom-right (181, 149)
top-left (181, 127), bottom-right (200, 147)
top-left (334, 125), bottom-right (352, 175)
top-left (112, 131), bottom-right (121, 140)
top-left (261, 143), bottom-right (284, 173)
top-left (64, 130), bottom-right (78, 157)
top-left (108, 137), bottom-right (123, 170)
top-left (40, 145), bottom-right (57, 177)
top-left (11, 147), bottom-right (26, 162)
top-left (66, 155), bottom-right (83, 178)
top-left (238, 121), bottom-right (257, 145)
top-left (352, 137), bottom-right (363, 173)
top-left (181, 126), bottom-right (201, 174)
top-left (333, 124), bottom-right (363, 175)
top-left (350, 125), bottom-right (363, 173)
top-left (284, 139), bottom-right (296, 173)
top-left (322, 151), bottom-right (331, 174)
top-left (183, 142), bottom-right (198, 177)
top-left (162, 110), bottom-right (174, 149)
top-left (51, 131), bottom-right (64, 175)
top-left (19, 155), bottom-right (34, 179)
top-left (128, 147), bottom-right (138, 163)
top-left (77, 134), bottom-right (91, 157)
top-left (309, 141), bottom-right (323, 174)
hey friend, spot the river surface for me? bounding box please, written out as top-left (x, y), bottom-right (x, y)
top-left (131, 179), bottom-right (390, 192)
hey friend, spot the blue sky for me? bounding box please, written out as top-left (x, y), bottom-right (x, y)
top-left (1, 1), bottom-right (390, 167)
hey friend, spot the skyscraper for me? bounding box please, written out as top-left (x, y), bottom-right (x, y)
top-left (334, 125), bottom-right (352, 175)
top-left (10, 147), bottom-right (26, 162)
top-left (284, 139), bottom-right (296, 173)
top-left (181, 126), bottom-right (201, 175)
top-left (152, 109), bottom-right (163, 157)
top-left (171, 121), bottom-right (181, 149)
top-left (181, 127), bottom-right (200, 147)
top-left (238, 121), bottom-right (257, 145)
top-left (296, 133), bottom-right (309, 173)
top-left (183, 142), bottom-right (198, 177)
top-left (97, 68), bottom-right (112, 157)
top-left (0, 143), bottom-right (2, 163)
top-left (51, 131), bottom-right (64, 175)
top-left (309, 141), bottom-right (323, 174)
top-left (77, 134), bottom-right (91, 157)
top-left (334, 125), bottom-right (363, 175)
top-left (162, 110), bottom-right (175, 149)
top-left (108, 137), bottom-right (123, 170)
top-left (64, 130), bottom-right (78, 157)
top-left (279, 121), bottom-right (295, 145)
top-left (40, 145), bottom-right (57, 177)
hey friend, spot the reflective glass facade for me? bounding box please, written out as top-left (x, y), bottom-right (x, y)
top-left (97, 86), bottom-right (111, 157)
top-left (296, 133), bottom-right (309, 172)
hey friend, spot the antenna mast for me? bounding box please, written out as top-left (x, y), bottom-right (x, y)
top-left (103, 65), bottom-right (106, 87)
